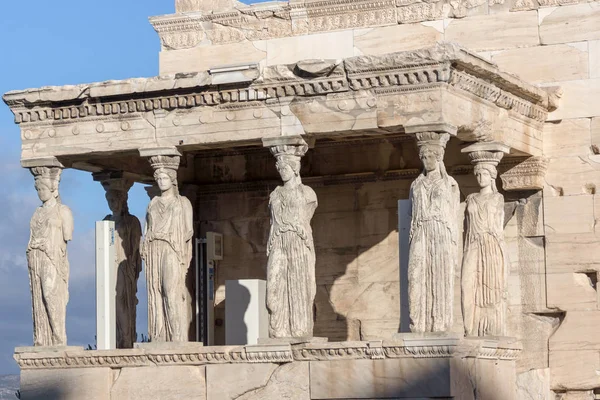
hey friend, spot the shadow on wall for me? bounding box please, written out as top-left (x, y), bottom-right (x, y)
top-left (223, 280), bottom-right (250, 345)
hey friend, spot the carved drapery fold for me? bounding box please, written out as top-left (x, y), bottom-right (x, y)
top-left (27, 161), bottom-right (73, 346)
top-left (93, 171), bottom-right (142, 348)
top-left (461, 142), bottom-right (510, 337)
top-left (262, 136), bottom-right (318, 338)
top-left (140, 148), bottom-right (194, 342)
top-left (408, 130), bottom-right (460, 333)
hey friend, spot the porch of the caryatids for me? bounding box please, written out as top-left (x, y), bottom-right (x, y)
top-left (24, 158), bottom-right (74, 347)
top-left (93, 171), bottom-right (142, 348)
top-left (261, 136), bottom-right (318, 341)
top-left (405, 125), bottom-right (460, 334)
top-left (139, 147), bottom-right (194, 342)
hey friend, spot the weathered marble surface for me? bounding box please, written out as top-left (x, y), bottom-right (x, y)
top-left (461, 145), bottom-right (508, 337)
top-left (408, 132), bottom-right (460, 333)
top-left (263, 136), bottom-right (318, 338)
top-left (95, 174), bottom-right (142, 349)
top-left (27, 166), bottom-right (73, 347)
top-left (141, 153), bottom-right (194, 342)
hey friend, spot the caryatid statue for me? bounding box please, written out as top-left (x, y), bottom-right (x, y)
top-left (141, 154), bottom-right (193, 342)
top-left (461, 143), bottom-right (509, 337)
top-left (408, 132), bottom-right (460, 333)
top-left (94, 173), bottom-right (142, 348)
top-left (262, 136), bottom-right (318, 338)
top-left (27, 165), bottom-right (73, 346)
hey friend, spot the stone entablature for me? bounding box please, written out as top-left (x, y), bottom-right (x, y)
top-left (14, 337), bottom-right (521, 370)
top-left (153, 0), bottom-right (589, 50)
top-left (3, 43), bottom-right (557, 164)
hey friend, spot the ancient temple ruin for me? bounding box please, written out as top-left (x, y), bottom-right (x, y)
top-left (4, 0), bottom-right (600, 398)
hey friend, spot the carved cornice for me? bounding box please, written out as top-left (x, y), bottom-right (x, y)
top-left (14, 339), bottom-right (521, 369)
top-left (500, 156), bottom-right (549, 191)
top-left (4, 44), bottom-right (552, 130)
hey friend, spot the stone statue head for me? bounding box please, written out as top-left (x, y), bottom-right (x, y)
top-left (275, 155), bottom-right (301, 182)
top-left (416, 132), bottom-right (449, 176)
top-left (153, 168), bottom-right (178, 193)
top-left (474, 164), bottom-right (497, 191)
top-left (468, 150), bottom-right (504, 192)
top-left (99, 177), bottom-right (133, 216)
top-left (31, 167), bottom-right (61, 204)
top-left (149, 155), bottom-right (180, 195)
top-left (105, 190), bottom-right (128, 215)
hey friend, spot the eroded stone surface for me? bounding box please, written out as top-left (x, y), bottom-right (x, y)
top-left (408, 132), bottom-right (459, 333)
top-left (207, 362), bottom-right (309, 399)
top-left (27, 165), bottom-right (73, 347)
top-left (111, 366), bottom-right (206, 400)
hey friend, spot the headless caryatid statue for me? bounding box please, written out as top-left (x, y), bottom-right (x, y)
top-left (141, 155), bottom-right (193, 342)
top-left (27, 166), bottom-right (73, 346)
top-left (408, 132), bottom-right (460, 333)
top-left (264, 137), bottom-right (318, 338)
top-left (461, 148), bottom-right (508, 337)
top-left (96, 174), bottom-right (142, 348)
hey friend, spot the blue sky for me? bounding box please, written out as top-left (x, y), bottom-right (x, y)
top-left (0, 0), bottom-right (185, 374)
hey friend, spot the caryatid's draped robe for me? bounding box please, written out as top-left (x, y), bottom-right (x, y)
top-left (27, 198), bottom-right (73, 346)
top-left (105, 213), bottom-right (142, 348)
top-left (408, 170), bottom-right (460, 333)
top-left (267, 184), bottom-right (318, 338)
top-left (142, 194), bottom-right (193, 342)
top-left (462, 192), bottom-right (507, 336)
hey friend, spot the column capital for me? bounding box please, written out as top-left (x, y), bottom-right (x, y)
top-left (21, 157), bottom-right (64, 169)
top-left (404, 122), bottom-right (457, 136)
top-left (262, 135), bottom-right (311, 149)
top-left (138, 146), bottom-right (182, 158)
top-left (461, 141), bottom-right (510, 155)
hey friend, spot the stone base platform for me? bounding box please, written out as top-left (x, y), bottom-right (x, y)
top-left (14, 336), bottom-right (521, 400)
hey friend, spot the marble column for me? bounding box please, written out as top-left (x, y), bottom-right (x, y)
top-left (140, 148), bottom-right (194, 342)
top-left (93, 171), bottom-right (142, 348)
top-left (24, 158), bottom-right (73, 346)
top-left (460, 142), bottom-right (510, 337)
top-left (407, 130), bottom-right (460, 333)
top-left (261, 136), bottom-right (318, 339)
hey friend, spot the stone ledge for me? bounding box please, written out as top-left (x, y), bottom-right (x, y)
top-left (14, 337), bottom-right (521, 370)
top-left (3, 43), bottom-right (552, 126)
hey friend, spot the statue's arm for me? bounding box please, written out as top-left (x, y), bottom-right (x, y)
top-left (60, 205), bottom-right (74, 242)
top-left (305, 186), bottom-right (318, 219)
top-left (183, 197), bottom-right (194, 242)
top-left (132, 216), bottom-right (143, 276)
top-left (451, 180), bottom-right (461, 244)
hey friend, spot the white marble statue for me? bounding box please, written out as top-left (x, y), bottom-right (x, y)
top-left (408, 132), bottom-right (460, 333)
top-left (27, 167), bottom-right (73, 346)
top-left (461, 151), bottom-right (507, 337)
top-left (141, 156), bottom-right (193, 342)
top-left (99, 177), bottom-right (142, 348)
top-left (266, 139), bottom-right (318, 338)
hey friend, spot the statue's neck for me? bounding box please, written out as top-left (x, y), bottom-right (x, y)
top-left (42, 198), bottom-right (57, 208)
top-left (161, 188), bottom-right (177, 198)
top-left (283, 176), bottom-right (301, 189)
top-left (426, 169), bottom-right (441, 180)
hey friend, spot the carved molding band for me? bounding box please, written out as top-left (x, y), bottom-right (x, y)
top-left (5, 43), bottom-right (552, 129)
top-left (14, 338), bottom-right (522, 370)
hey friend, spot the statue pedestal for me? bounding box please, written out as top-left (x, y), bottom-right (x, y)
top-left (14, 337), bottom-right (521, 399)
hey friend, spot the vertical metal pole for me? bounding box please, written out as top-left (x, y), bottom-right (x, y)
top-left (96, 221), bottom-right (116, 350)
top-left (195, 238), bottom-right (202, 343)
